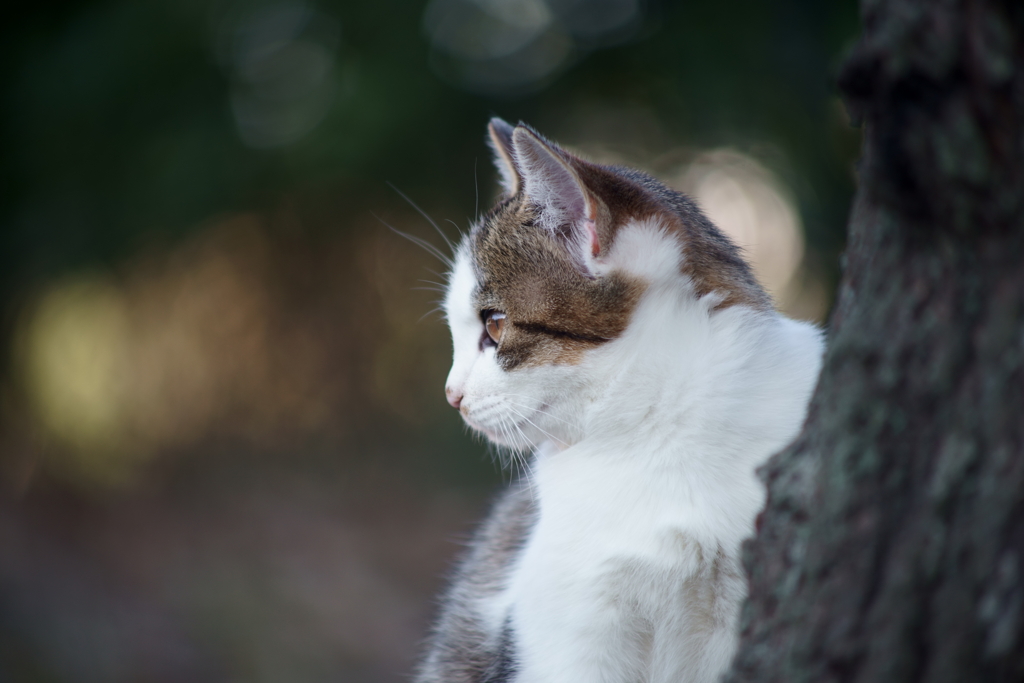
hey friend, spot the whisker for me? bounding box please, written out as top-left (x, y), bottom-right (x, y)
top-left (505, 405), bottom-right (565, 447)
top-left (501, 419), bottom-right (524, 473)
top-left (506, 417), bottom-right (528, 455)
top-left (417, 306), bottom-right (445, 323)
top-left (386, 181), bottom-right (457, 255)
top-left (445, 218), bottom-right (466, 234)
top-left (497, 419), bottom-right (519, 476)
top-left (374, 213), bottom-right (454, 269)
top-left (509, 426), bottom-right (538, 501)
top-left (502, 397), bottom-right (577, 429)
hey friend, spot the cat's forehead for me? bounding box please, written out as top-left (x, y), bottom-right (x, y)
top-left (469, 195), bottom-right (591, 314)
top-left (472, 198), bottom-right (569, 294)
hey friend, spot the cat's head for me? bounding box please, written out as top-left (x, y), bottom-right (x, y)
top-left (443, 119), bottom-right (769, 451)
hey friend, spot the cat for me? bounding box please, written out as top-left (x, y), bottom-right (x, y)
top-left (415, 118), bottom-right (824, 683)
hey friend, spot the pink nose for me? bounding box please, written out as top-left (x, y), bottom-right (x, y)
top-left (445, 387), bottom-right (462, 409)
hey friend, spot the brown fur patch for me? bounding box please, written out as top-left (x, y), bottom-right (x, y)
top-left (472, 195), bottom-right (645, 369)
top-left (470, 137), bottom-right (771, 370)
top-left (571, 160), bottom-right (771, 312)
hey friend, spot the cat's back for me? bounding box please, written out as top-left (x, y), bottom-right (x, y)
top-left (416, 484), bottom-right (536, 683)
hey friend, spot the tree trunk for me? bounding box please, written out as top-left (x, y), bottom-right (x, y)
top-left (725, 1), bottom-right (1024, 682)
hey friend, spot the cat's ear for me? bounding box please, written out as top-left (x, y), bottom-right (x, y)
top-left (512, 125), bottom-right (602, 274)
top-left (488, 118), bottom-right (521, 196)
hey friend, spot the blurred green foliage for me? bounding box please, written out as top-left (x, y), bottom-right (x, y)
top-left (2, 0), bottom-right (857, 304)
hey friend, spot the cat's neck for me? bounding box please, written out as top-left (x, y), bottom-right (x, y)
top-left (531, 290), bottom-right (822, 547)
top-left (564, 216), bottom-right (822, 465)
top-left (587, 290), bottom-right (821, 459)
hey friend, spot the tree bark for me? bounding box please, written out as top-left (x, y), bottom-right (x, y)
top-left (726, 1), bottom-right (1024, 682)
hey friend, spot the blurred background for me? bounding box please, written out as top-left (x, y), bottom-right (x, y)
top-left (0, 1), bottom-right (859, 681)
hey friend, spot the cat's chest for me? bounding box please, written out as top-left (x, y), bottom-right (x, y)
top-left (522, 444), bottom-right (714, 576)
top-left (490, 450), bottom-right (716, 652)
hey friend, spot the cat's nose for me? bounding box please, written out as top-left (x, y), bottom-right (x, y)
top-left (445, 387), bottom-right (463, 409)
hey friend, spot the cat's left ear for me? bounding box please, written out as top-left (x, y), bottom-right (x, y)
top-left (512, 126), bottom-right (602, 275)
top-left (488, 118), bottom-right (521, 196)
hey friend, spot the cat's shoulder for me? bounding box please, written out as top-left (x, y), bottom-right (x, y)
top-left (415, 484), bottom-right (535, 683)
top-left (457, 484), bottom-right (537, 592)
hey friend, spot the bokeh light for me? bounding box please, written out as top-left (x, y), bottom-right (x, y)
top-left (216, 2), bottom-right (342, 148)
top-left (423, 0), bottom-right (643, 94)
top-left (675, 150), bottom-right (829, 321)
top-left (16, 273), bottom-right (134, 480)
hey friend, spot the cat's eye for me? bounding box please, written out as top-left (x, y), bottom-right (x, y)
top-left (484, 311), bottom-right (506, 345)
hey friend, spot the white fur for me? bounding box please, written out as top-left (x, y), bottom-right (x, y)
top-left (444, 219), bottom-right (824, 683)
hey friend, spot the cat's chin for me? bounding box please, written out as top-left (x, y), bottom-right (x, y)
top-left (466, 418), bottom-right (520, 448)
top-left (463, 414), bottom-right (539, 451)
